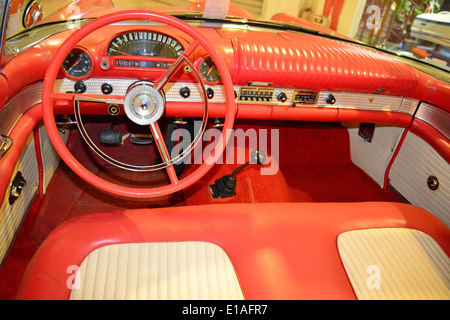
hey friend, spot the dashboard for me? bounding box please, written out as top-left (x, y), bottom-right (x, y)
top-left (54, 26), bottom-right (422, 126)
top-left (3, 20), bottom-right (449, 126)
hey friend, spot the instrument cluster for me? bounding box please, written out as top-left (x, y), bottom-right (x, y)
top-left (60, 30), bottom-right (222, 85)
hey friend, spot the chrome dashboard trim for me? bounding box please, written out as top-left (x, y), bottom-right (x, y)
top-left (0, 82), bottom-right (42, 136)
top-left (5, 19), bottom-right (90, 56)
top-left (54, 78), bottom-right (137, 96)
top-left (317, 92), bottom-right (419, 115)
top-left (415, 102), bottom-right (450, 139)
top-left (399, 97), bottom-right (420, 115)
top-left (55, 78), bottom-right (420, 115)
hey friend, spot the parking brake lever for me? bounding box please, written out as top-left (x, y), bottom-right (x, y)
top-left (210, 149), bottom-right (266, 198)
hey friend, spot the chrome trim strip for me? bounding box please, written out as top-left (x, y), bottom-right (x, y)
top-left (0, 82), bottom-right (42, 136)
top-left (5, 20), bottom-right (90, 56)
top-left (55, 78), bottom-right (421, 115)
top-left (318, 91), bottom-right (406, 113)
top-left (399, 97), bottom-right (420, 115)
top-left (415, 102), bottom-right (450, 139)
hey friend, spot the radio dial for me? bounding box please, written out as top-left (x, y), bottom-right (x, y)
top-left (326, 94), bottom-right (336, 105)
top-left (277, 92), bottom-right (287, 102)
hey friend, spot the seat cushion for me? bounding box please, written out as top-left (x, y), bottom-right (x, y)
top-left (70, 242), bottom-right (244, 300)
top-left (17, 202), bottom-right (450, 300)
top-left (338, 228), bottom-right (450, 299)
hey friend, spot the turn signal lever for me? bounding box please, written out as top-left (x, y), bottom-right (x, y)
top-left (210, 149), bottom-right (266, 198)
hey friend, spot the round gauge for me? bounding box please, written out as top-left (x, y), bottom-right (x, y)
top-left (107, 31), bottom-right (184, 58)
top-left (199, 57), bottom-right (221, 83)
top-left (62, 49), bottom-right (92, 79)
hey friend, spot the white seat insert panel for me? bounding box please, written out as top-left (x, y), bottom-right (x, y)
top-left (70, 242), bottom-right (244, 300)
top-left (338, 228), bottom-right (450, 300)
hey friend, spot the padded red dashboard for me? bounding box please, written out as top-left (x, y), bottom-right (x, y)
top-left (1, 17), bottom-right (450, 113)
top-left (227, 31), bottom-right (419, 95)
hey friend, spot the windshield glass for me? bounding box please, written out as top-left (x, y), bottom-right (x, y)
top-left (5, 0), bottom-right (450, 71)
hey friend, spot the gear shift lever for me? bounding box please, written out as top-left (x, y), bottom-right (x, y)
top-left (210, 149), bottom-right (266, 198)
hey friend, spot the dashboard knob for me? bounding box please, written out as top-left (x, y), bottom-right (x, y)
top-left (326, 94), bottom-right (336, 105)
top-left (427, 176), bottom-right (439, 190)
top-left (101, 83), bottom-right (113, 95)
top-left (9, 171), bottom-right (27, 205)
top-left (74, 81), bottom-right (86, 93)
top-left (277, 92), bottom-right (287, 102)
top-left (180, 87), bottom-right (190, 98)
top-left (100, 58), bottom-right (110, 70)
top-left (206, 88), bottom-right (214, 99)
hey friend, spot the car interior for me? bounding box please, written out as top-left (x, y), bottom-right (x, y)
top-left (0, 0), bottom-right (448, 301)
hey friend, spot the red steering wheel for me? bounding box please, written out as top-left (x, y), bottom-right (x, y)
top-left (42, 11), bottom-right (236, 198)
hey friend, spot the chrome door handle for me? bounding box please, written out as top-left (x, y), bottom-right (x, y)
top-left (0, 135), bottom-right (13, 159)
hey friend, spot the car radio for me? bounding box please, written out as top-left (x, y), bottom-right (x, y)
top-left (238, 87), bottom-right (274, 103)
top-left (292, 90), bottom-right (318, 105)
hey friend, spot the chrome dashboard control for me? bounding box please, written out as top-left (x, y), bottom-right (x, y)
top-left (100, 59), bottom-right (110, 70)
top-left (277, 92), bottom-right (287, 102)
top-left (206, 88), bottom-right (214, 99)
top-left (180, 87), bottom-right (190, 98)
top-left (326, 94), bottom-right (336, 105)
top-left (108, 104), bottom-right (120, 116)
top-left (74, 81), bottom-right (86, 93)
top-left (101, 83), bottom-right (113, 95)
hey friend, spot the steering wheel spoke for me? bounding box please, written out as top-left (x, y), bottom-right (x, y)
top-left (51, 92), bottom-right (125, 104)
top-left (149, 122), bottom-right (179, 185)
top-left (74, 94), bottom-right (125, 105)
top-left (154, 40), bottom-right (200, 91)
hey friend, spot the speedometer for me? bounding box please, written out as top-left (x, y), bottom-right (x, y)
top-left (107, 31), bottom-right (184, 58)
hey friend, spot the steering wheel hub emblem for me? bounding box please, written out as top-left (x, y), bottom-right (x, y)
top-left (124, 84), bottom-right (165, 125)
top-left (132, 93), bottom-right (156, 116)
